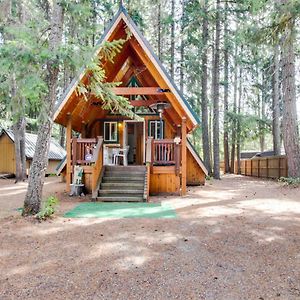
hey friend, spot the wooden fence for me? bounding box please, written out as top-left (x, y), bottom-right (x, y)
top-left (220, 155), bottom-right (288, 179)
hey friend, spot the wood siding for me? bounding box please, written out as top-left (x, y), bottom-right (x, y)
top-left (186, 150), bottom-right (206, 185)
top-left (150, 166), bottom-right (180, 194)
top-left (0, 134), bottom-right (16, 174)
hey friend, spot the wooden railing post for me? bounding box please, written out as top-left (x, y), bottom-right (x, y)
top-left (181, 117), bottom-right (187, 195)
top-left (175, 142), bottom-right (180, 176)
top-left (151, 138), bottom-right (154, 169)
top-left (66, 114), bottom-right (72, 192)
top-left (72, 138), bottom-right (77, 165)
top-left (145, 137), bottom-right (153, 201)
top-left (91, 137), bottom-right (104, 199)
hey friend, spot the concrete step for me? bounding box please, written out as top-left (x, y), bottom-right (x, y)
top-left (97, 196), bottom-right (144, 202)
top-left (102, 176), bottom-right (144, 183)
top-left (101, 182), bottom-right (144, 189)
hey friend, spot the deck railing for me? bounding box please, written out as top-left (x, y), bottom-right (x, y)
top-left (146, 138), bottom-right (181, 174)
top-left (71, 138), bottom-right (98, 165)
top-left (152, 139), bottom-right (176, 165)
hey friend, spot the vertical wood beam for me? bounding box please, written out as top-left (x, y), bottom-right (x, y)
top-left (181, 117), bottom-right (187, 195)
top-left (66, 114), bottom-right (72, 192)
top-left (81, 122), bottom-right (87, 138)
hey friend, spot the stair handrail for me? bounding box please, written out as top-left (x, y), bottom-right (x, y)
top-left (91, 136), bottom-right (104, 199)
top-left (145, 137), bottom-right (153, 201)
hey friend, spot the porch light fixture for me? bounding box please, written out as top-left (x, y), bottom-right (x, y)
top-left (149, 102), bottom-right (171, 139)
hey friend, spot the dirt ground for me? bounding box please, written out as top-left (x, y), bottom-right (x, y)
top-left (0, 175), bottom-right (300, 300)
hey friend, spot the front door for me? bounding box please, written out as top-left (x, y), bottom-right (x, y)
top-left (123, 121), bottom-right (145, 165)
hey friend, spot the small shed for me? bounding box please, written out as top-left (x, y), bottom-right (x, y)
top-left (0, 129), bottom-right (66, 175)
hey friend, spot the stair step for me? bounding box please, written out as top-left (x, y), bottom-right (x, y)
top-left (101, 182), bottom-right (144, 189)
top-left (102, 176), bottom-right (144, 182)
top-left (105, 171), bottom-right (146, 176)
top-left (105, 166), bottom-right (146, 172)
top-left (99, 189), bottom-right (144, 195)
top-left (97, 196), bottom-right (144, 202)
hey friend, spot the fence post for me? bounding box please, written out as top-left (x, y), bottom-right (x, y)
top-left (266, 158), bottom-right (269, 178)
top-left (251, 159), bottom-right (253, 176)
top-left (278, 157), bottom-right (281, 178)
top-left (258, 159), bottom-right (260, 178)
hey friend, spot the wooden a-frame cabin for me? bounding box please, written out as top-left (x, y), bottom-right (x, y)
top-left (54, 6), bottom-right (208, 201)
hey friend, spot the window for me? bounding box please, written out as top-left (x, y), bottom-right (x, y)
top-left (149, 120), bottom-right (164, 139)
top-left (104, 122), bottom-right (118, 142)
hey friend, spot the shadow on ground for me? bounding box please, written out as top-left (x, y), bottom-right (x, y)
top-left (0, 175), bottom-right (300, 300)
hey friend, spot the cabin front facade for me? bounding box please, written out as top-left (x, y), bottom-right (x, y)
top-left (54, 6), bottom-right (207, 201)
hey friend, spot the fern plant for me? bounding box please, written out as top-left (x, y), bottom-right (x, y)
top-left (279, 177), bottom-right (300, 187)
top-left (36, 196), bottom-right (59, 220)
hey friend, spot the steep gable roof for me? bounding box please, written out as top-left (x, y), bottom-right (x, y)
top-left (53, 5), bottom-right (200, 130)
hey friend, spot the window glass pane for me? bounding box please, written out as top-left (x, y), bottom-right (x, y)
top-left (111, 123), bottom-right (117, 141)
top-left (156, 122), bottom-right (161, 139)
top-left (150, 122), bottom-right (156, 138)
top-left (104, 123), bottom-right (110, 141)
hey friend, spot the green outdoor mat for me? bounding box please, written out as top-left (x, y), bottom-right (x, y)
top-left (64, 202), bottom-right (177, 219)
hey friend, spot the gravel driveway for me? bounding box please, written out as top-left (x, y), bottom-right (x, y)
top-left (0, 175), bottom-right (300, 299)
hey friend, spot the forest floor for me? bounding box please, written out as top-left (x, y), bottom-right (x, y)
top-left (0, 175), bottom-right (300, 299)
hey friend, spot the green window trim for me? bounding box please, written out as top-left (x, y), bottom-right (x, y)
top-left (148, 120), bottom-right (165, 139)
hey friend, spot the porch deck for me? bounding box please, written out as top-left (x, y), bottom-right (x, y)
top-left (67, 136), bottom-right (184, 199)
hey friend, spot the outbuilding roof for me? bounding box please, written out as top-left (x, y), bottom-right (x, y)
top-left (1, 129), bottom-right (66, 160)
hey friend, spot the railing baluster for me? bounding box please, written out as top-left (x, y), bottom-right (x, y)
top-left (152, 139), bottom-right (177, 165)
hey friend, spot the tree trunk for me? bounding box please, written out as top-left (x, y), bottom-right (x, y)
top-left (170, 0), bottom-right (175, 79)
top-left (230, 46), bottom-right (238, 173)
top-left (179, 0), bottom-right (185, 92)
top-left (236, 66), bottom-right (243, 175)
top-left (59, 125), bottom-right (65, 147)
top-left (23, 1), bottom-right (64, 215)
top-left (223, 0), bottom-right (230, 173)
top-left (157, 2), bottom-right (162, 60)
top-left (272, 44), bottom-right (281, 155)
top-left (13, 111), bottom-right (26, 182)
top-left (12, 74), bottom-right (23, 182)
top-left (8, 1), bottom-right (27, 183)
top-left (200, 0), bottom-right (211, 175)
top-left (212, 0), bottom-right (221, 179)
top-left (280, 5), bottom-right (300, 178)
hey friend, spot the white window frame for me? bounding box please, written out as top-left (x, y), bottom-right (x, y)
top-left (149, 120), bottom-right (164, 139)
top-left (104, 121), bottom-right (118, 142)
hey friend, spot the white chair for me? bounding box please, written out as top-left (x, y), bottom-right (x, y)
top-left (111, 148), bottom-right (120, 165)
top-left (114, 146), bottom-right (130, 166)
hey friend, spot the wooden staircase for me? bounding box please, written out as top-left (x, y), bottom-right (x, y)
top-left (97, 165), bottom-right (147, 202)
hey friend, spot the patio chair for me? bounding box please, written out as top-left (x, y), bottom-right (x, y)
top-left (114, 146), bottom-right (130, 166)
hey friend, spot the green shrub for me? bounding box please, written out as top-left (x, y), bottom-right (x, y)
top-left (279, 177), bottom-right (300, 187)
top-left (36, 196), bottom-right (59, 220)
top-left (205, 175), bottom-right (212, 181)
